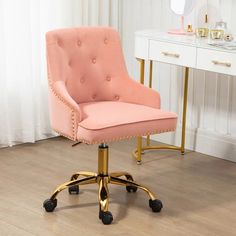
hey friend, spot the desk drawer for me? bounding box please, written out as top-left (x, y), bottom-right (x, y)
top-left (197, 48), bottom-right (236, 76)
top-left (149, 40), bottom-right (196, 68)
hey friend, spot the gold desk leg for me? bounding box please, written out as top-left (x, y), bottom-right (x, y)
top-left (146, 60), bottom-right (153, 146)
top-left (146, 136), bottom-right (151, 147)
top-left (136, 58), bottom-right (145, 164)
top-left (137, 58), bottom-right (145, 84)
top-left (181, 67), bottom-right (189, 155)
top-left (137, 137), bottom-right (142, 165)
top-left (149, 60), bottom-right (153, 88)
top-left (146, 60), bottom-right (153, 147)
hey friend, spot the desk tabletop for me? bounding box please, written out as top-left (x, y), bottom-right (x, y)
top-left (135, 30), bottom-right (236, 54)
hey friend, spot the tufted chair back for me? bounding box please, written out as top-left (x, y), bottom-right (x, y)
top-left (46, 27), bottom-right (129, 104)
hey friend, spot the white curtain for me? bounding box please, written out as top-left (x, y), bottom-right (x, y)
top-left (0, 0), bottom-right (120, 147)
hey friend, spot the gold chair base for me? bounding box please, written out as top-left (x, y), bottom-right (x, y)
top-left (43, 144), bottom-right (162, 224)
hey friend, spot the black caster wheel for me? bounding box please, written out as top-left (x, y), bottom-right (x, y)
top-left (43, 198), bottom-right (57, 212)
top-left (149, 199), bottom-right (163, 212)
top-left (126, 185), bottom-right (138, 193)
top-left (68, 185), bottom-right (79, 194)
top-left (99, 211), bottom-right (113, 225)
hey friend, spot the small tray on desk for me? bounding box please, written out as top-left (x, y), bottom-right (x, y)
top-left (208, 41), bottom-right (236, 50)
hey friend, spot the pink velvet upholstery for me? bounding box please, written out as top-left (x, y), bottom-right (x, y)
top-left (46, 27), bottom-right (177, 143)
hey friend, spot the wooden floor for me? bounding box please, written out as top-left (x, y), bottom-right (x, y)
top-left (0, 137), bottom-right (236, 236)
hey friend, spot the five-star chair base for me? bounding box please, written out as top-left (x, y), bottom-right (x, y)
top-left (43, 144), bottom-right (163, 225)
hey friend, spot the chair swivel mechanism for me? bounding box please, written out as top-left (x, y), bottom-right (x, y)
top-left (43, 27), bottom-right (177, 225)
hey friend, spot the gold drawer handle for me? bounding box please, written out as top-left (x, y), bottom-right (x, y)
top-left (212, 60), bottom-right (231, 67)
top-left (162, 52), bottom-right (180, 58)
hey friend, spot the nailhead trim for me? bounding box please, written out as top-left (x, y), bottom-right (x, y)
top-left (53, 128), bottom-right (75, 140)
top-left (76, 128), bottom-right (176, 145)
top-left (47, 65), bottom-right (78, 141)
top-left (49, 82), bottom-right (76, 112)
top-left (71, 110), bottom-right (78, 140)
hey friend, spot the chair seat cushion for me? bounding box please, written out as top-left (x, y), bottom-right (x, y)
top-left (77, 101), bottom-right (177, 144)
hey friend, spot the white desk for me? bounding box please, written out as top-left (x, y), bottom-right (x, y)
top-left (133, 30), bottom-right (236, 163)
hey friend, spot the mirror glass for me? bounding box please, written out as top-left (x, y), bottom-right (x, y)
top-left (170, 0), bottom-right (196, 16)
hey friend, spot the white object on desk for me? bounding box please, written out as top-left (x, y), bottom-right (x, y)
top-left (169, 0), bottom-right (197, 35)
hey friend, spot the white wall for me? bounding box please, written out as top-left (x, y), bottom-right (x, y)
top-left (119, 0), bottom-right (236, 162)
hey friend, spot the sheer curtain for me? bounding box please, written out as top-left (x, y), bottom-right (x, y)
top-left (0, 0), bottom-right (120, 147)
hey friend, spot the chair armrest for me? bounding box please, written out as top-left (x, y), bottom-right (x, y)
top-left (120, 78), bottom-right (161, 109)
top-left (48, 81), bottom-right (81, 140)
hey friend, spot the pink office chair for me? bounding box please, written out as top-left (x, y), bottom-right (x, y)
top-left (44, 27), bottom-right (177, 225)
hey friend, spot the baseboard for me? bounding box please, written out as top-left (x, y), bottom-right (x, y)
top-left (151, 126), bottom-right (236, 162)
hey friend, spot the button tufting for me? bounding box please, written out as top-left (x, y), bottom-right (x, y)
top-left (106, 76), bottom-right (111, 81)
top-left (68, 60), bottom-right (72, 67)
top-left (114, 95), bottom-right (120, 100)
top-left (57, 39), bottom-right (63, 47)
top-left (80, 77), bottom-right (85, 83)
top-left (104, 38), bottom-right (108, 44)
top-left (92, 58), bottom-right (96, 64)
top-left (92, 94), bottom-right (97, 99)
top-left (77, 40), bottom-right (81, 46)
